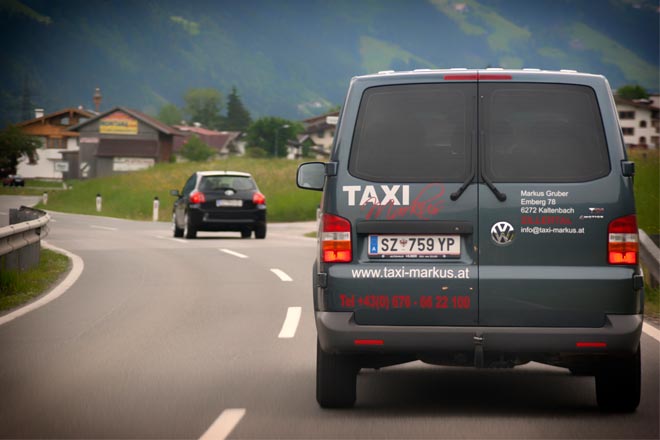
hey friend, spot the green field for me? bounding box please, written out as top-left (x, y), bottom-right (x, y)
top-left (34, 158), bottom-right (322, 222)
top-left (629, 149), bottom-right (659, 235)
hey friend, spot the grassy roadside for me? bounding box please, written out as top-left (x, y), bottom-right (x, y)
top-left (33, 158), bottom-right (322, 222)
top-left (0, 248), bottom-right (70, 312)
top-left (629, 149), bottom-right (659, 235)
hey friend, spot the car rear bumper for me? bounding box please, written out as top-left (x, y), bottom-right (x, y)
top-left (316, 311), bottom-right (643, 356)
top-left (189, 208), bottom-right (266, 231)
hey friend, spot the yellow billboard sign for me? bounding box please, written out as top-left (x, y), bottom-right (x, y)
top-left (100, 112), bottom-right (138, 135)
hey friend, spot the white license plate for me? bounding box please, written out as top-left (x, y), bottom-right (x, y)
top-left (216, 199), bottom-right (242, 207)
top-left (368, 235), bottom-right (460, 258)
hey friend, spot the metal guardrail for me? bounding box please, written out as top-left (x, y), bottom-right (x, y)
top-left (640, 229), bottom-right (660, 288)
top-left (0, 206), bottom-right (50, 272)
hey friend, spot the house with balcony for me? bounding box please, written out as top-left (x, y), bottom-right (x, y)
top-left (615, 95), bottom-right (659, 149)
top-left (16, 107), bottom-right (94, 180)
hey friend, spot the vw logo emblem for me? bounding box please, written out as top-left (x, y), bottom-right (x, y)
top-left (224, 189), bottom-right (235, 196)
top-left (491, 221), bottom-right (515, 245)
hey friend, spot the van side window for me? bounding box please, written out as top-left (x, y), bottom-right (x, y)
top-left (349, 84), bottom-right (474, 182)
top-left (481, 84), bottom-right (610, 182)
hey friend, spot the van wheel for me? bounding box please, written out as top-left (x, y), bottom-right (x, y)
top-left (173, 213), bottom-right (184, 238)
top-left (595, 347), bottom-right (640, 412)
top-left (316, 339), bottom-right (358, 408)
top-left (184, 213), bottom-right (197, 239)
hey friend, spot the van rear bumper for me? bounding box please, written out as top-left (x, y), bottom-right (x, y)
top-left (316, 312), bottom-right (643, 355)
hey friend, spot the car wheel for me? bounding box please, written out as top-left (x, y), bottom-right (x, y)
top-left (173, 213), bottom-right (184, 238)
top-left (316, 339), bottom-right (358, 408)
top-left (183, 213), bottom-right (197, 239)
top-left (595, 346), bottom-right (640, 412)
top-left (255, 223), bottom-right (267, 239)
top-left (240, 229), bottom-right (251, 239)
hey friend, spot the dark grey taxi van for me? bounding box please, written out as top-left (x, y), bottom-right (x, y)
top-left (297, 69), bottom-right (643, 411)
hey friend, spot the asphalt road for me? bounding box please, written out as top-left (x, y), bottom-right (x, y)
top-left (0, 200), bottom-right (659, 439)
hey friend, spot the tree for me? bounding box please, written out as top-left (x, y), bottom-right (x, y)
top-left (183, 88), bottom-right (224, 129)
top-left (180, 135), bottom-right (216, 162)
top-left (0, 125), bottom-right (41, 175)
top-left (156, 103), bottom-right (184, 126)
top-left (617, 85), bottom-right (649, 100)
top-left (225, 86), bottom-right (252, 132)
top-left (245, 117), bottom-right (302, 158)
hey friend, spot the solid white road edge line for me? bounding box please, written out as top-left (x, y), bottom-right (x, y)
top-left (642, 322), bottom-right (660, 342)
top-left (220, 248), bottom-right (248, 259)
top-left (199, 408), bottom-right (246, 440)
top-left (0, 241), bottom-right (84, 327)
top-left (270, 268), bottom-right (293, 282)
top-left (90, 225), bottom-right (118, 231)
top-left (278, 306), bottom-right (302, 339)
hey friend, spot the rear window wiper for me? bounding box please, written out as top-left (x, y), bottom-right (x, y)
top-left (482, 172), bottom-right (507, 202)
top-left (450, 170), bottom-right (475, 201)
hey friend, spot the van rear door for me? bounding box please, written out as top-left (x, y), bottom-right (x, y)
top-left (477, 81), bottom-right (629, 327)
top-left (327, 81), bottom-right (480, 326)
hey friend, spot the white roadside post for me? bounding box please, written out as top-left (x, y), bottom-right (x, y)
top-left (42, 192), bottom-right (48, 205)
top-left (96, 193), bottom-right (102, 212)
top-left (153, 196), bottom-right (159, 221)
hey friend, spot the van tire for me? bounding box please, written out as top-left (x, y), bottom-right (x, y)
top-left (316, 340), bottom-right (357, 408)
top-left (595, 347), bottom-right (640, 412)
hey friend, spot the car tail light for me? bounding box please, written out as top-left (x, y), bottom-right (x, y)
top-left (608, 215), bottom-right (638, 265)
top-left (252, 192), bottom-right (266, 205)
top-left (189, 191), bottom-right (206, 204)
top-left (321, 213), bottom-right (352, 263)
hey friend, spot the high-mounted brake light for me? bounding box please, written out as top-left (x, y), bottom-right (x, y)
top-left (443, 73), bottom-right (512, 81)
top-left (189, 191), bottom-right (206, 204)
top-left (252, 192), bottom-right (266, 205)
top-left (608, 215), bottom-right (638, 265)
top-left (321, 213), bottom-right (352, 263)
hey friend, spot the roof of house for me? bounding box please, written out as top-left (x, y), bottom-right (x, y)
top-left (174, 126), bottom-right (242, 151)
top-left (16, 107), bottom-right (94, 128)
top-left (614, 96), bottom-right (659, 112)
top-left (67, 106), bottom-right (180, 135)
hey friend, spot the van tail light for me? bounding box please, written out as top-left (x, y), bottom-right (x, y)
top-left (608, 215), bottom-right (638, 265)
top-left (189, 191), bottom-right (206, 204)
top-left (321, 213), bottom-right (352, 263)
top-left (252, 192), bottom-right (266, 206)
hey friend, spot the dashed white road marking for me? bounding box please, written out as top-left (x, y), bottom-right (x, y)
top-left (0, 241), bottom-right (84, 326)
top-left (0, 212), bottom-right (7, 216)
top-left (199, 408), bottom-right (246, 440)
top-left (278, 306), bottom-right (302, 339)
top-left (270, 268), bottom-right (293, 282)
top-left (90, 225), bottom-right (118, 231)
top-left (220, 248), bottom-right (248, 259)
top-left (643, 323), bottom-right (660, 342)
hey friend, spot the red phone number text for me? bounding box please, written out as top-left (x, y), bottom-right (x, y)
top-left (339, 294), bottom-right (471, 311)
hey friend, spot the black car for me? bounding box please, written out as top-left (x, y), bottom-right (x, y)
top-left (171, 171), bottom-right (267, 239)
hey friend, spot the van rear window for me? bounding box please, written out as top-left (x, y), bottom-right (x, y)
top-left (481, 83), bottom-right (610, 182)
top-left (349, 84), bottom-right (474, 182)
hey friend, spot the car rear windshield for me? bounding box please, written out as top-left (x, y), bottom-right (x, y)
top-left (199, 175), bottom-right (255, 191)
top-left (481, 83), bottom-right (610, 182)
top-left (349, 84), bottom-right (474, 182)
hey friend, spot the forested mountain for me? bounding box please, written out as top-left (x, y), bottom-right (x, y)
top-left (1, 0), bottom-right (658, 127)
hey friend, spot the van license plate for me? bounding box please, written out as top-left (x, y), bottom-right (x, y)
top-left (217, 199), bottom-right (242, 207)
top-left (368, 235), bottom-right (460, 258)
